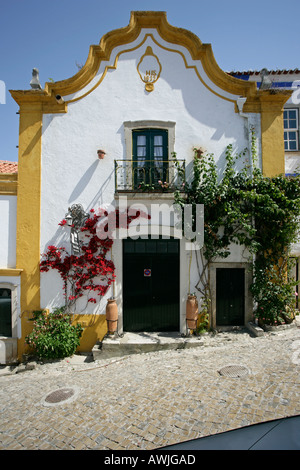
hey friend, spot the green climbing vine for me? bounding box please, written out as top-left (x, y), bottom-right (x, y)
top-left (174, 134), bottom-right (300, 326)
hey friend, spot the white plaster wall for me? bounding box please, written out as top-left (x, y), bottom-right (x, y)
top-left (0, 196), bottom-right (17, 268)
top-left (40, 30), bottom-right (262, 313)
top-left (285, 154), bottom-right (300, 174)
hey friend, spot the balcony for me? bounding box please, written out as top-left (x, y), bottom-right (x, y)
top-left (114, 159), bottom-right (185, 193)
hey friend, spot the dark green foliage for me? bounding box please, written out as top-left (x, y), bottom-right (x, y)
top-left (174, 139), bottom-right (300, 325)
top-left (25, 308), bottom-right (83, 359)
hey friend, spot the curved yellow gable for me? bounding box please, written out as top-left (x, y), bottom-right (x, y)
top-left (12, 11), bottom-right (258, 108)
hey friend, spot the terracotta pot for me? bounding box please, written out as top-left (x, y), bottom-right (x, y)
top-left (97, 150), bottom-right (106, 159)
top-left (106, 298), bottom-right (118, 333)
top-left (186, 294), bottom-right (198, 329)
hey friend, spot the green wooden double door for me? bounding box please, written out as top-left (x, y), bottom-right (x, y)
top-left (123, 237), bottom-right (180, 332)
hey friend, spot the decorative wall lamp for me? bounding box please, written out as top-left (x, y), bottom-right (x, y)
top-left (97, 149), bottom-right (106, 159)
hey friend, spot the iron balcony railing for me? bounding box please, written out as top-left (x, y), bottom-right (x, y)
top-left (114, 159), bottom-right (185, 192)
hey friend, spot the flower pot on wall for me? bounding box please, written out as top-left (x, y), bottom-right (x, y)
top-left (186, 294), bottom-right (198, 329)
top-left (106, 298), bottom-right (118, 333)
top-left (97, 150), bottom-right (106, 159)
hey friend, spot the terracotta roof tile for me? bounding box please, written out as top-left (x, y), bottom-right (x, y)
top-left (0, 160), bottom-right (18, 174)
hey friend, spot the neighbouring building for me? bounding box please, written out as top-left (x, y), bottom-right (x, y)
top-left (0, 11), bottom-right (295, 363)
top-left (229, 69), bottom-right (300, 305)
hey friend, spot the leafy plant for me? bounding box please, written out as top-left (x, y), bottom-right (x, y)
top-left (197, 296), bottom-right (210, 333)
top-left (25, 308), bottom-right (83, 359)
top-left (137, 182), bottom-right (156, 191)
top-left (175, 136), bottom-right (300, 326)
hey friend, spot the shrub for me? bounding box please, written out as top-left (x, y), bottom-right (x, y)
top-left (25, 308), bottom-right (83, 359)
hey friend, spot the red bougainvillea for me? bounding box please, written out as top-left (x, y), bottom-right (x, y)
top-left (40, 207), bottom-right (150, 306)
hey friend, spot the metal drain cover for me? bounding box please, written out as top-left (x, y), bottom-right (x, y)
top-left (42, 387), bottom-right (79, 406)
top-left (218, 365), bottom-right (249, 378)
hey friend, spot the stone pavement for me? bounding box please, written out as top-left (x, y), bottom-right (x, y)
top-left (0, 323), bottom-right (300, 450)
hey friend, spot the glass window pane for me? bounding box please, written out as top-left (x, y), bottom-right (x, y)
top-left (154, 135), bottom-right (163, 146)
top-left (290, 119), bottom-right (297, 129)
top-left (290, 141), bottom-right (297, 150)
top-left (284, 110), bottom-right (287, 119)
top-left (154, 157), bottom-right (163, 166)
top-left (289, 131), bottom-right (296, 140)
top-left (284, 119), bottom-right (288, 129)
top-left (289, 110), bottom-right (297, 119)
top-left (137, 147), bottom-right (146, 157)
top-left (137, 135), bottom-right (146, 145)
top-left (154, 147), bottom-right (163, 157)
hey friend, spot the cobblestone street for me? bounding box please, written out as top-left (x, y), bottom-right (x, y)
top-left (1, 326), bottom-right (300, 450)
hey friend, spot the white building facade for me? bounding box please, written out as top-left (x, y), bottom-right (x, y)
top-left (1, 12), bottom-right (290, 361)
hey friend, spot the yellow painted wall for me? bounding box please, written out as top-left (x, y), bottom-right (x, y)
top-left (72, 313), bottom-right (108, 352)
top-left (259, 92), bottom-right (291, 177)
top-left (15, 104), bottom-right (43, 359)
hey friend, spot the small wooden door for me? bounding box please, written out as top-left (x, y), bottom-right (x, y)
top-left (123, 237), bottom-right (179, 332)
top-left (216, 268), bottom-right (245, 326)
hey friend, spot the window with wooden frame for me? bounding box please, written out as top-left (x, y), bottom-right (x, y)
top-left (132, 128), bottom-right (168, 189)
top-left (284, 108), bottom-right (299, 151)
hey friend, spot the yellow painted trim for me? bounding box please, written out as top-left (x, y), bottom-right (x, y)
top-left (0, 268), bottom-right (23, 276)
top-left (64, 32), bottom-right (241, 106)
top-left (259, 91), bottom-right (292, 177)
top-left (15, 102), bottom-right (43, 359)
top-left (137, 45), bottom-right (162, 92)
top-left (0, 174), bottom-right (18, 195)
top-left (10, 11), bottom-right (256, 109)
top-left (9, 90), bottom-right (67, 114)
top-left (150, 35), bottom-right (237, 104)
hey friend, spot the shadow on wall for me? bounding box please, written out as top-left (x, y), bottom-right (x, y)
top-left (68, 160), bottom-right (99, 203)
top-left (68, 159), bottom-right (114, 210)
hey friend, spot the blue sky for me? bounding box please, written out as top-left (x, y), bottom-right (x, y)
top-left (1, 0), bottom-right (300, 162)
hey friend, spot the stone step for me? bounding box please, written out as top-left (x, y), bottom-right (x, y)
top-left (92, 332), bottom-right (205, 360)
